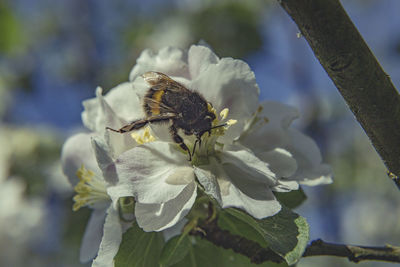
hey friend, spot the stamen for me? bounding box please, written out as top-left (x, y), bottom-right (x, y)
top-left (131, 126), bottom-right (156, 144)
top-left (242, 105), bottom-right (268, 133)
top-left (73, 165), bottom-right (109, 211)
top-left (220, 108), bottom-right (229, 120)
top-left (207, 103), bottom-right (216, 114)
top-left (190, 105), bottom-right (238, 166)
top-left (226, 119), bottom-right (237, 126)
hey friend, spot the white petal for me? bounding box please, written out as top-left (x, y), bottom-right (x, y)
top-left (129, 47), bottom-right (189, 82)
top-left (259, 101), bottom-right (299, 129)
top-left (103, 81), bottom-right (145, 122)
top-left (257, 148), bottom-right (298, 178)
top-left (220, 145), bottom-right (276, 185)
top-left (239, 101), bottom-right (299, 153)
top-left (193, 166), bottom-right (222, 204)
top-left (240, 125), bottom-right (290, 154)
top-left (101, 81), bottom-right (147, 156)
top-left (189, 57), bottom-right (259, 143)
top-left (221, 163), bottom-right (277, 201)
top-left (135, 181), bottom-right (197, 232)
top-left (188, 45), bottom-right (219, 79)
top-left (91, 137), bottom-right (113, 171)
top-left (109, 141), bottom-right (193, 204)
top-left (222, 183), bottom-right (281, 219)
top-left (91, 137), bottom-right (119, 185)
top-left (238, 101), bottom-right (332, 186)
top-left (79, 208), bottom-right (107, 263)
top-left (298, 163), bottom-right (333, 186)
top-left (203, 158), bottom-right (280, 219)
top-left (92, 207), bottom-right (123, 267)
top-left (81, 89), bottom-right (102, 133)
top-left (273, 180), bottom-right (299, 192)
top-left (61, 133), bottom-right (100, 186)
top-left (83, 87), bottom-right (138, 157)
top-left (82, 87), bottom-right (125, 134)
top-left (287, 129), bottom-right (333, 185)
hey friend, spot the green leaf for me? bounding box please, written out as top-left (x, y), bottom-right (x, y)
top-left (159, 234), bottom-right (191, 267)
top-left (172, 236), bottom-right (288, 267)
top-left (274, 187), bottom-right (307, 209)
top-left (218, 209), bottom-right (267, 247)
top-left (219, 207), bottom-right (309, 265)
top-left (284, 215), bottom-right (309, 265)
top-left (114, 222), bottom-right (164, 267)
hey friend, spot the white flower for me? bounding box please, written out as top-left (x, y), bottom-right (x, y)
top-left (68, 44), bottom-right (332, 236)
top-left (62, 80), bottom-right (173, 265)
top-left (238, 101), bottom-right (333, 186)
top-left (82, 44), bottom-right (333, 232)
top-left (61, 133), bottom-right (130, 267)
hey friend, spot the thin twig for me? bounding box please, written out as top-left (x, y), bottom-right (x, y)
top-left (192, 220), bottom-right (400, 264)
top-left (191, 219), bottom-right (284, 264)
top-left (278, 0), bottom-right (400, 189)
top-left (304, 239), bottom-right (400, 263)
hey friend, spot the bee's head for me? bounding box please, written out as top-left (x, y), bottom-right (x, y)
top-left (193, 115), bottom-right (214, 138)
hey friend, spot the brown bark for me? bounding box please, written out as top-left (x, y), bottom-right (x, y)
top-left (192, 220), bottom-right (400, 264)
top-left (278, 0), bottom-right (400, 187)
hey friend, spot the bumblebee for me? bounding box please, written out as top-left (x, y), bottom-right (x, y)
top-left (106, 71), bottom-right (224, 160)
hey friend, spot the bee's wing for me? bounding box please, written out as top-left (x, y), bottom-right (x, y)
top-left (142, 71), bottom-right (190, 93)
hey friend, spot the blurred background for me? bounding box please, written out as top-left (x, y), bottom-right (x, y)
top-left (0, 0), bottom-right (399, 266)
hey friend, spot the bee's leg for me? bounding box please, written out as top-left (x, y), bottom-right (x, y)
top-left (106, 113), bottom-right (176, 133)
top-left (170, 124), bottom-right (191, 161)
top-left (106, 119), bottom-right (149, 133)
top-left (192, 136), bottom-right (202, 157)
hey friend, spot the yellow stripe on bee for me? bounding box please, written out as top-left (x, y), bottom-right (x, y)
top-left (151, 90), bottom-right (165, 115)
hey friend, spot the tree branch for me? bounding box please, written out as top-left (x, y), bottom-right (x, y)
top-left (304, 239), bottom-right (400, 263)
top-left (191, 219), bottom-right (284, 264)
top-left (192, 220), bottom-right (400, 264)
top-left (277, 0), bottom-right (400, 187)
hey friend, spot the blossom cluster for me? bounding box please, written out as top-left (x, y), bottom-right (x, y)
top-left (61, 44), bottom-right (332, 265)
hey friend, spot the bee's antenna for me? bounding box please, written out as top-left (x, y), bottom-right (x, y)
top-left (191, 123), bottom-right (227, 157)
top-left (210, 123), bottom-right (227, 130)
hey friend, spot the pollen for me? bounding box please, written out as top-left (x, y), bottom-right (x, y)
top-left (131, 126), bottom-right (156, 145)
top-left (209, 107), bottom-right (237, 136)
top-left (73, 165), bottom-right (109, 211)
top-left (226, 119), bottom-right (237, 126)
top-left (220, 108), bottom-right (229, 120)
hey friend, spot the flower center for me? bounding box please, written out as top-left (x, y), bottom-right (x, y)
top-left (190, 104), bottom-right (237, 166)
top-left (126, 107), bottom-right (236, 165)
top-left (73, 165), bottom-right (110, 211)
